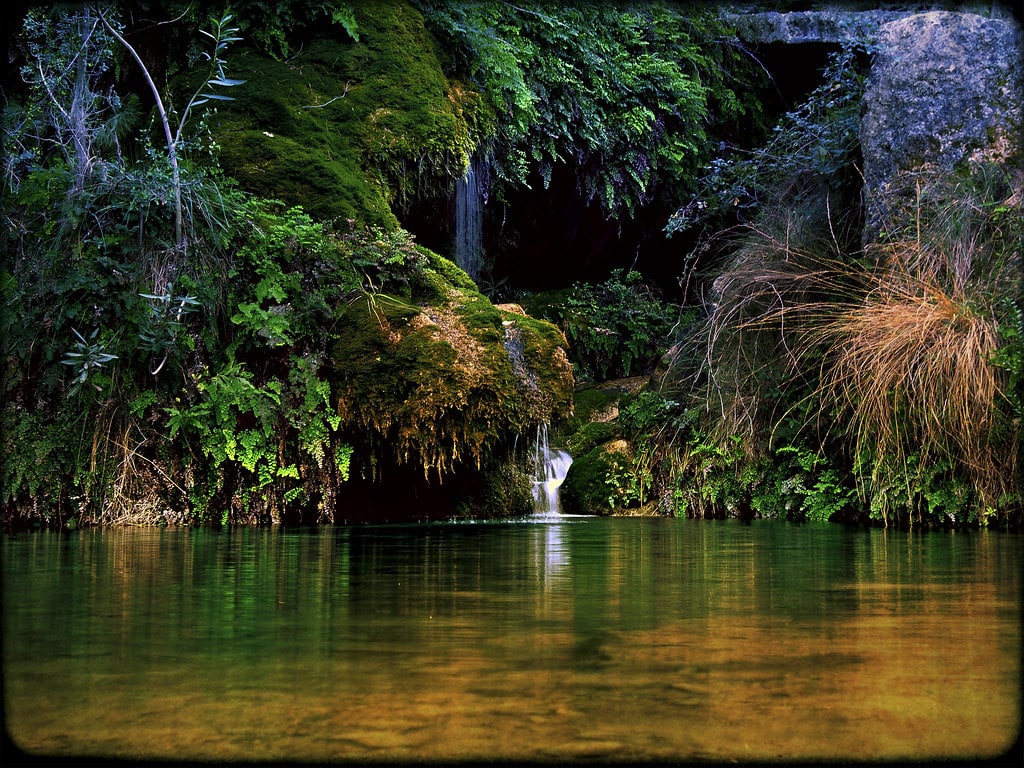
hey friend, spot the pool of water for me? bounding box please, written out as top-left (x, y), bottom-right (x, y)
top-left (2, 517), bottom-right (1020, 762)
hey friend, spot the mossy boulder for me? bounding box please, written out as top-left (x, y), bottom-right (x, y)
top-left (860, 11), bottom-right (1024, 240)
top-left (561, 439), bottom-right (635, 516)
top-left (329, 254), bottom-right (574, 491)
top-left (568, 386), bottom-right (621, 431)
top-left (566, 421), bottom-right (619, 459)
top-left (211, 0), bottom-right (486, 226)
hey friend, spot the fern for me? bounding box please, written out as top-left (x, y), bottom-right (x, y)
top-left (415, 0), bottom-right (758, 217)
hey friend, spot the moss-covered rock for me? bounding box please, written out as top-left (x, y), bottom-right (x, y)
top-left (329, 254), bottom-right (574, 488)
top-left (211, 0), bottom-right (486, 226)
top-left (561, 439), bottom-right (635, 516)
top-left (568, 387), bottom-right (621, 430)
top-left (566, 421), bottom-right (619, 458)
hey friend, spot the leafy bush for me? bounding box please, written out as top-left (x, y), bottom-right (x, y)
top-left (648, 23), bottom-right (1021, 529)
top-left (554, 270), bottom-right (678, 382)
top-left (657, 162), bottom-right (1023, 528)
top-left (415, 0), bottom-right (764, 217)
top-left (618, 389), bottom-right (678, 440)
top-left (606, 389), bottom-right (682, 511)
top-left (767, 445), bottom-right (856, 523)
top-left (229, 0), bottom-right (360, 59)
top-left (1, 2), bottom-right (578, 529)
top-left (1, 7), bottom-right (387, 526)
top-left (667, 39), bottom-right (873, 236)
top-left (814, 166), bottom-right (1023, 524)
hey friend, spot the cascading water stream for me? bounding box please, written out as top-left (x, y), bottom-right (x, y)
top-left (497, 251), bottom-right (570, 518)
top-left (454, 154), bottom-right (489, 282)
top-left (531, 422), bottom-right (572, 517)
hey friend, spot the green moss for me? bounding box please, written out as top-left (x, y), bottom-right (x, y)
top-left (211, 0), bottom-right (485, 225)
top-left (420, 247), bottom-right (479, 294)
top-left (561, 440), bottom-right (633, 516)
top-left (217, 130), bottom-right (394, 226)
top-left (330, 269), bottom-right (574, 480)
top-left (567, 421), bottom-right (619, 458)
top-left (571, 387), bottom-right (621, 427)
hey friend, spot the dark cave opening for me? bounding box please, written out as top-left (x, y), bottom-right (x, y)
top-left (400, 41), bottom-right (842, 303)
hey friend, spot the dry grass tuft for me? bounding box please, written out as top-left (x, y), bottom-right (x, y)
top-left (818, 270), bottom-right (1008, 515)
top-left (685, 206), bottom-right (865, 452)
top-left (664, 163), bottom-right (1021, 522)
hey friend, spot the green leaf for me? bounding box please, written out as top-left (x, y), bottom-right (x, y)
top-left (207, 78), bottom-right (246, 87)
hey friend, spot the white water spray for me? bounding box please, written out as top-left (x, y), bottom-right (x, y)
top-left (532, 422), bottom-right (572, 517)
top-left (454, 154), bottom-right (488, 281)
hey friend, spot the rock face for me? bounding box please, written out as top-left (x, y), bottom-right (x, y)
top-left (860, 11), bottom-right (1024, 236)
top-left (723, 9), bottom-right (909, 44)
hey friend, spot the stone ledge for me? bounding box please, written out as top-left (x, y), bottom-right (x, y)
top-left (723, 10), bottom-right (912, 44)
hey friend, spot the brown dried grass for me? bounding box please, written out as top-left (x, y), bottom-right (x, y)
top-left (674, 164), bottom-right (1021, 519)
top-left (816, 166), bottom-right (1022, 516)
top-left (817, 269), bottom-right (1008, 512)
top-left (693, 207), bottom-right (866, 449)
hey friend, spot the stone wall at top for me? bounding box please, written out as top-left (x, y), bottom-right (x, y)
top-left (726, 4), bottom-right (1023, 242)
top-left (859, 10), bottom-right (1023, 237)
top-left (723, 8), bottom-right (910, 44)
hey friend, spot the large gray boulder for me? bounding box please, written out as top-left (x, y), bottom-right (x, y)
top-left (860, 11), bottom-right (1024, 237)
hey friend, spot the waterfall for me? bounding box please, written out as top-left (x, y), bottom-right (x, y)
top-left (531, 422), bottom-right (572, 517)
top-left (454, 154), bottom-right (488, 281)
top-left (503, 323), bottom-right (572, 517)
top-left (502, 309), bottom-right (571, 517)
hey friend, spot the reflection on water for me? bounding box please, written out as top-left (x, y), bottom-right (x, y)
top-left (2, 518), bottom-right (1020, 762)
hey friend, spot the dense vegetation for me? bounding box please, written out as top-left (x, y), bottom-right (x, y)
top-left (572, 43), bottom-right (1023, 529)
top-left (1, 2), bottom-right (575, 528)
top-left (413, 0), bottom-right (763, 217)
top-left (2, 1), bottom-right (1020, 530)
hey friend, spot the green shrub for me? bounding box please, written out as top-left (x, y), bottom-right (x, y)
top-left (657, 162), bottom-right (1023, 528)
top-left (766, 445), bottom-right (857, 523)
top-left (667, 39), bottom-right (872, 236)
top-left (554, 270), bottom-right (677, 382)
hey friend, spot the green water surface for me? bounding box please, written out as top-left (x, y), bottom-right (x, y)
top-left (2, 518), bottom-right (1020, 762)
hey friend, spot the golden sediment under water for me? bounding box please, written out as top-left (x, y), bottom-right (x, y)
top-left (2, 518), bottom-right (1020, 762)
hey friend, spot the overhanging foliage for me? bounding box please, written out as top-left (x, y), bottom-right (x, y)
top-left (414, 0), bottom-right (766, 217)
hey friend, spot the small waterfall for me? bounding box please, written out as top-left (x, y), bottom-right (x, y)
top-left (454, 154), bottom-right (488, 281)
top-left (502, 313), bottom-right (571, 517)
top-left (531, 422), bottom-right (572, 517)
